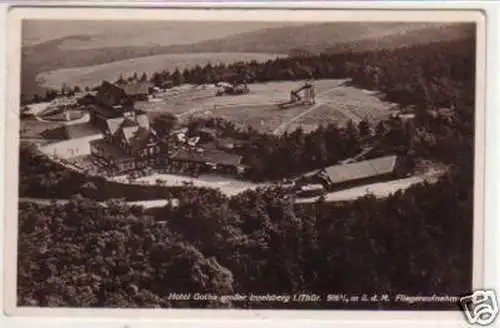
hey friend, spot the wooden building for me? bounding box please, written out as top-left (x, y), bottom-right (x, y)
top-left (94, 81), bottom-right (134, 110)
top-left (90, 124), bottom-right (162, 175)
top-left (299, 155), bottom-right (406, 191)
top-left (167, 147), bottom-right (245, 177)
top-left (120, 82), bottom-right (151, 101)
top-left (83, 81), bottom-right (163, 174)
top-left (319, 155), bottom-right (405, 190)
top-left (89, 82), bottom-right (136, 131)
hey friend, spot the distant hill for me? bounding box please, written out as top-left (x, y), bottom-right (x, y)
top-left (21, 22), bottom-right (476, 99)
top-left (154, 22), bottom-right (475, 54)
top-left (23, 22), bottom-right (475, 73)
top-left (22, 20), bottom-right (293, 48)
top-left (323, 23), bottom-right (476, 53)
top-left (37, 52), bottom-right (283, 90)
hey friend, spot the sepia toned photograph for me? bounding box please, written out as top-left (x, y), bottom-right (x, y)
top-left (4, 7), bottom-right (486, 316)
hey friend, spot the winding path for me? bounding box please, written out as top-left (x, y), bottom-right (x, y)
top-left (19, 168), bottom-right (443, 208)
top-left (19, 197), bottom-right (179, 209)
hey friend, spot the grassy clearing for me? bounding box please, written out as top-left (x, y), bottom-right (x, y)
top-left (321, 86), bottom-right (397, 121)
top-left (140, 79), bottom-right (394, 134)
top-left (195, 103), bottom-right (312, 134)
top-left (279, 84), bottom-right (395, 134)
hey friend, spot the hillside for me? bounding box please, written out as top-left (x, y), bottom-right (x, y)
top-left (23, 22), bottom-right (474, 73)
top-left (37, 52), bottom-right (283, 89)
top-left (22, 20), bottom-right (292, 48)
top-left (324, 23), bottom-right (476, 53)
top-left (21, 21), bottom-right (475, 99)
top-left (164, 22), bottom-right (474, 54)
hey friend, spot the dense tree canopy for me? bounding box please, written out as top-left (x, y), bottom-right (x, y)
top-left (145, 38), bottom-right (474, 111)
top-left (18, 165), bottom-right (472, 309)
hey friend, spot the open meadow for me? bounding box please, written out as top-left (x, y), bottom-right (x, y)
top-left (280, 86), bottom-right (398, 134)
top-left (138, 79), bottom-right (395, 134)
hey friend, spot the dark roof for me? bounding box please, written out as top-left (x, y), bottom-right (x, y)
top-left (41, 123), bottom-right (102, 140)
top-left (40, 127), bottom-right (67, 140)
top-left (89, 103), bottom-right (127, 119)
top-left (77, 94), bottom-right (96, 105)
top-left (170, 150), bottom-right (207, 163)
top-left (64, 123), bottom-right (103, 139)
top-left (170, 148), bottom-right (242, 167)
top-left (321, 155), bottom-right (398, 184)
top-left (95, 81), bottom-right (131, 108)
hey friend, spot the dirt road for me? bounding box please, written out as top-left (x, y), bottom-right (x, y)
top-left (132, 173), bottom-right (268, 197)
top-left (294, 167), bottom-right (445, 204)
top-left (19, 197), bottom-right (179, 209)
top-left (20, 165), bottom-right (445, 209)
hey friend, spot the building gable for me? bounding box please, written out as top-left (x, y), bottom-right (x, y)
top-left (105, 117), bottom-right (125, 136)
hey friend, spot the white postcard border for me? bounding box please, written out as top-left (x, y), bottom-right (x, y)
top-left (0, 2), bottom-right (495, 327)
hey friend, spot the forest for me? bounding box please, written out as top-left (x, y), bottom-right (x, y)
top-left (18, 167), bottom-right (471, 310)
top-left (17, 36), bottom-right (476, 309)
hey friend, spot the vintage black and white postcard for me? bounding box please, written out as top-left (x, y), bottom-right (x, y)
top-left (3, 5), bottom-right (489, 323)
